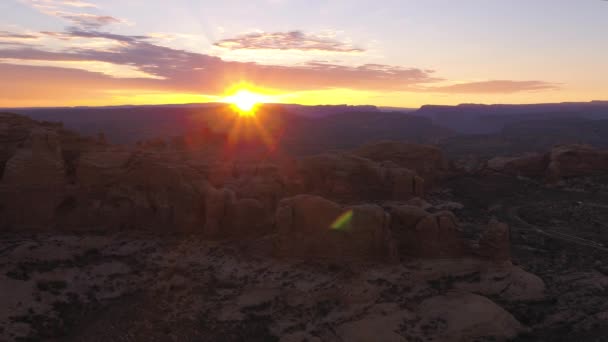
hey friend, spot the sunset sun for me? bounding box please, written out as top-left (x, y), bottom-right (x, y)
top-left (225, 90), bottom-right (264, 115)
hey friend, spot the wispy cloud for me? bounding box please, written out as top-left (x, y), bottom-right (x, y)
top-left (0, 30), bottom-right (41, 47)
top-left (425, 80), bottom-right (559, 94)
top-left (0, 31), bottom-right (39, 40)
top-left (0, 28), bottom-right (437, 93)
top-left (214, 30), bottom-right (364, 53)
top-left (22, 0), bottom-right (97, 10)
top-left (53, 12), bottom-right (123, 28)
top-left (60, 0), bottom-right (97, 8)
top-left (0, 26), bottom-right (559, 97)
top-left (21, 0), bottom-right (123, 29)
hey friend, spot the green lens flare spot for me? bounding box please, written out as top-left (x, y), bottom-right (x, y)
top-left (330, 209), bottom-right (353, 230)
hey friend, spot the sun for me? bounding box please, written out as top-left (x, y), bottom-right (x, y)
top-left (224, 90), bottom-right (263, 115)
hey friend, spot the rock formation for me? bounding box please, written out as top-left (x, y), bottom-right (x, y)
top-left (546, 144), bottom-right (608, 182)
top-left (0, 127), bottom-right (67, 230)
top-left (354, 141), bottom-right (447, 189)
top-left (486, 153), bottom-right (547, 178)
top-left (418, 292), bottom-right (525, 341)
top-left (389, 205), bottom-right (467, 258)
top-left (0, 113), bottom-right (514, 264)
top-left (484, 144), bottom-right (608, 183)
top-left (0, 112), bottom-right (561, 341)
top-left (478, 219), bottom-right (511, 262)
top-left (274, 195), bottom-right (396, 261)
top-left (292, 152), bottom-right (423, 202)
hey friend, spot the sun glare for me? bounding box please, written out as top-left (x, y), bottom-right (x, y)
top-left (224, 89), bottom-right (264, 115)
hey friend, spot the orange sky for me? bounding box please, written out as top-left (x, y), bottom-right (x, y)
top-left (1, 0), bottom-right (607, 108)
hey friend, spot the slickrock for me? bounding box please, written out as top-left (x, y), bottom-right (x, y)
top-left (418, 292), bottom-right (525, 341)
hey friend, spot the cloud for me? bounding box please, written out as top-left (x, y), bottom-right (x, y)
top-left (214, 30), bottom-right (364, 53)
top-left (41, 28), bottom-right (146, 42)
top-left (0, 62), bottom-right (158, 107)
top-left (0, 31), bottom-right (39, 40)
top-left (53, 12), bottom-right (123, 28)
top-left (0, 31), bottom-right (41, 47)
top-left (0, 29), bottom-right (437, 93)
top-left (60, 0), bottom-right (97, 8)
top-left (21, 0), bottom-right (122, 29)
top-left (22, 0), bottom-right (96, 10)
top-left (0, 28), bottom-right (559, 98)
top-left (425, 80), bottom-right (559, 93)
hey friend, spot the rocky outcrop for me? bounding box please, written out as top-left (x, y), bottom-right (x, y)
top-left (2, 128), bottom-right (65, 187)
top-left (227, 164), bottom-right (287, 211)
top-left (0, 113), bottom-right (512, 265)
top-left (292, 152), bottom-right (423, 202)
top-left (546, 144), bottom-right (608, 182)
top-left (274, 195), bottom-right (396, 261)
top-left (0, 128), bottom-right (67, 230)
top-left (418, 292), bottom-right (525, 341)
top-left (484, 145), bottom-right (608, 183)
top-left (354, 141), bottom-right (447, 189)
top-left (477, 219), bottom-right (511, 262)
top-left (486, 153), bottom-right (547, 178)
top-left (202, 185), bottom-right (272, 238)
top-left (76, 149), bottom-right (134, 189)
top-left (0, 113), bottom-right (40, 171)
top-left (54, 152), bottom-right (206, 233)
top-left (389, 205), bottom-right (467, 258)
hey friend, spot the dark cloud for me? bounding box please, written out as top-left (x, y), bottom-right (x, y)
top-left (214, 31), bottom-right (364, 52)
top-left (426, 80), bottom-right (559, 93)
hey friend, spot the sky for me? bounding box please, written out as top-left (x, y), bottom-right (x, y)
top-left (0, 0), bottom-right (607, 108)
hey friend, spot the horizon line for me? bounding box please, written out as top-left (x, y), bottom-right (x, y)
top-left (1, 100), bottom-right (608, 111)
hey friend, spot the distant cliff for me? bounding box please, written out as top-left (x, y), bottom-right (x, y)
top-left (415, 101), bottom-right (608, 134)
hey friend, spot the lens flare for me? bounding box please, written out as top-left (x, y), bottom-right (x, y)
top-left (330, 210), bottom-right (354, 230)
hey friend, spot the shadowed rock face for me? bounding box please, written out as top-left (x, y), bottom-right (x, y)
top-left (418, 292), bottom-right (525, 341)
top-left (354, 141), bottom-right (447, 189)
top-left (0, 113), bottom-right (39, 169)
top-left (547, 144), bottom-right (608, 182)
top-left (389, 205), bottom-right (468, 259)
top-left (484, 144), bottom-right (608, 183)
top-left (292, 152), bottom-right (424, 202)
top-left (478, 219), bottom-right (511, 262)
top-left (486, 153), bottom-right (548, 178)
top-left (0, 112), bottom-right (513, 264)
top-left (1, 128), bottom-right (67, 230)
top-left (274, 195), bottom-right (397, 261)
